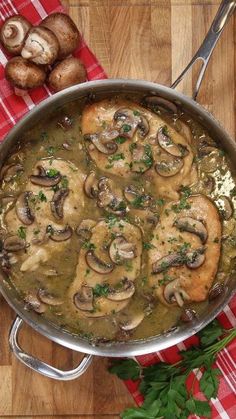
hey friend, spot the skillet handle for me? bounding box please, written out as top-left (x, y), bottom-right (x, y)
top-left (171, 0), bottom-right (236, 99)
top-left (9, 316), bottom-right (93, 381)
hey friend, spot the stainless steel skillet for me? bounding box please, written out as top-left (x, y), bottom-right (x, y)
top-left (0, 0), bottom-right (235, 380)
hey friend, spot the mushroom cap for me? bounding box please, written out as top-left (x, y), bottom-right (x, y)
top-left (41, 13), bottom-right (81, 59)
top-left (0, 14), bottom-right (32, 55)
top-left (48, 57), bottom-right (87, 92)
top-left (21, 26), bottom-right (59, 65)
top-left (5, 57), bottom-right (46, 89)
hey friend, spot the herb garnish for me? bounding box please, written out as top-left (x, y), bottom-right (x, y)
top-left (46, 168), bottom-right (59, 178)
top-left (17, 226), bottom-right (26, 240)
top-left (82, 241), bottom-right (96, 250)
top-left (115, 136), bottom-right (127, 144)
top-left (171, 186), bottom-right (192, 213)
top-left (143, 242), bottom-right (155, 250)
top-left (108, 153), bottom-right (125, 163)
top-left (122, 124), bottom-right (132, 133)
top-left (38, 190), bottom-right (47, 202)
top-left (93, 283), bottom-right (110, 297)
top-left (109, 320), bottom-right (236, 419)
top-left (61, 176), bottom-right (69, 188)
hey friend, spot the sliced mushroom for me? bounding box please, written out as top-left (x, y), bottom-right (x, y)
top-left (107, 279), bottom-right (135, 301)
top-left (186, 247), bottom-right (205, 269)
top-left (144, 96), bottom-right (178, 114)
top-left (124, 185), bottom-right (141, 203)
top-left (0, 194), bottom-right (15, 208)
top-left (21, 26), bottom-right (59, 65)
top-left (38, 289), bottom-right (63, 306)
top-left (109, 236), bottom-right (136, 264)
top-left (216, 196), bottom-right (233, 220)
top-left (119, 311), bottom-right (144, 331)
top-left (113, 108), bottom-right (138, 138)
top-left (97, 189), bottom-right (114, 208)
top-left (138, 116), bottom-right (149, 138)
top-left (30, 170), bottom-right (61, 187)
top-left (76, 219), bottom-right (96, 241)
top-left (124, 184), bottom-right (151, 208)
top-left (152, 253), bottom-right (183, 274)
top-left (85, 250), bottom-right (114, 274)
top-left (50, 188), bottom-right (69, 219)
top-left (0, 15), bottom-right (32, 55)
top-left (163, 279), bottom-right (190, 306)
top-left (208, 282), bottom-right (225, 301)
top-left (16, 192), bottom-right (35, 225)
top-left (157, 126), bottom-right (188, 157)
top-left (84, 172), bottom-right (98, 198)
top-left (180, 308), bottom-right (197, 323)
top-left (174, 217), bottom-right (208, 244)
top-left (49, 224), bottom-right (73, 242)
top-left (97, 176), bottom-right (111, 191)
top-left (57, 115), bottom-right (73, 130)
top-left (24, 292), bottom-right (46, 314)
top-left (73, 285), bottom-right (94, 311)
top-left (84, 133), bottom-right (118, 155)
top-left (155, 154), bottom-right (184, 177)
top-left (3, 235), bottom-right (26, 252)
top-left (131, 144), bottom-right (152, 173)
top-left (1, 163), bottom-right (24, 182)
top-left (34, 165), bottom-right (46, 176)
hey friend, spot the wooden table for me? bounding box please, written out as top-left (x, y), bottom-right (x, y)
top-left (0, 0), bottom-right (235, 417)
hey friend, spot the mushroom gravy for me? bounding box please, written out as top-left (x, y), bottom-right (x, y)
top-left (0, 96), bottom-right (236, 343)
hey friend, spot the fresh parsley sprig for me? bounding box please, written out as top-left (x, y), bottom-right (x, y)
top-left (109, 320), bottom-right (236, 419)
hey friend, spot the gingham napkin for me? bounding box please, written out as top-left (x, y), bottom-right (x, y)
top-left (0, 1), bottom-right (235, 418)
top-left (0, 0), bottom-right (107, 139)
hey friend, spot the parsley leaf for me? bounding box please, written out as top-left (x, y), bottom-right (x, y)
top-left (115, 136), bottom-right (127, 144)
top-left (109, 359), bottom-right (140, 380)
top-left (17, 226), bottom-right (26, 240)
top-left (108, 153), bottom-right (125, 163)
top-left (110, 320), bottom-right (236, 419)
top-left (93, 283), bottom-right (110, 298)
top-left (198, 319), bottom-right (224, 347)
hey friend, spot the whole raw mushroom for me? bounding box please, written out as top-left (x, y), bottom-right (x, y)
top-left (21, 26), bottom-right (59, 65)
top-left (0, 14), bottom-right (32, 55)
top-left (48, 57), bottom-right (86, 92)
top-left (41, 13), bottom-right (81, 59)
top-left (5, 57), bottom-right (46, 89)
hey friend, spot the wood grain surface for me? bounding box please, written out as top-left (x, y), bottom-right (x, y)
top-left (0, 0), bottom-right (235, 418)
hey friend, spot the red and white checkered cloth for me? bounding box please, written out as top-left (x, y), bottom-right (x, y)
top-left (0, 1), bottom-right (235, 418)
top-left (0, 0), bottom-right (107, 140)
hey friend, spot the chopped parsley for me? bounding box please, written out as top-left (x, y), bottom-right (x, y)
top-left (61, 176), bottom-right (69, 188)
top-left (33, 229), bottom-right (40, 236)
top-left (143, 144), bottom-right (153, 168)
top-left (46, 146), bottom-right (56, 156)
top-left (38, 190), bottom-right (47, 202)
top-left (115, 136), bottom-right (127, 144)
top-left (108, 153), bottom-right (125, 163)
top-left (46, 169), bottom-right (59, 178)
top-left (17, 226), bottom-right (26, 240)
top-left (105, 213), bottom-right (118, 228)
top-left (82, 241), bottom-right (96, 250)
top-left (122, 124), bottom-right (132, 133)
top-left (125, 260), bottom-right (133, 272)
top-left (133, 110), bottom-right (140, 116)
top-left (93, 283), bottom-right (110, 297)
top-left (143, 242), bottom-right (156, 250)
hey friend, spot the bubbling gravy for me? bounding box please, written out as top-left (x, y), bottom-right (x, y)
top-left (0, 96), bottom-right (236, 343)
